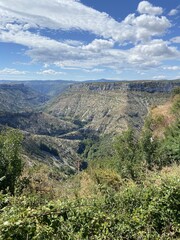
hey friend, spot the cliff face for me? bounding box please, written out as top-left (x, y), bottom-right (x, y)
top-left (46, 80), bottom-right (180, 135)
top-left (69, 80), bottom-right (180, 93)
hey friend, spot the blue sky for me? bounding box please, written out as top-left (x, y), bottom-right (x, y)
top-left (0, 0), bottom-right (179, 81)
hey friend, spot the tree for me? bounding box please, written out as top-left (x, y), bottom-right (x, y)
top-left (114, 128), bottom-right (142, 179)
top-left (0, 129), bottom-right (23, 195)
top-left (158, 121), bottom-right (180, 165)
top-left (140, 126), bottom-right (159, 169)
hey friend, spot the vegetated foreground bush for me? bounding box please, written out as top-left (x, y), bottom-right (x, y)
top-left (0, 174), bottom-right (180, 240)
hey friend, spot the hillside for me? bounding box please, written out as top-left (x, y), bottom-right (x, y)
top-left (0, 80), bottom-right (76, 98)
top-left (23, 80), bottom-right (75, 98)
top-left (0, 83), bottom-right (48, 112)
top-left (46, 80), bottom-right (180, 135)
top-left (0, 83), bottom-right (83, 172)
top-left (0, 111), bottom-right (77, 136)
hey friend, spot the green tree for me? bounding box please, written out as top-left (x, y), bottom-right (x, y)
top-left (158, 120), bottom-right (180, 165)
top-left (157, 94), bottom-right (180, 166)
top-left (0, 129), bottom-right (23, 195)
top-left (114, 128), bottom-right (142, 179)
top-left (140, 126), bottom-right (159, 169)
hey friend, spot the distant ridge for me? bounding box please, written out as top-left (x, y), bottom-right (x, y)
top-left (0, 79), bottom-right (179, 98)
top-left (0, 83), bottom-right (48, 112)
top-left (46, 79), bottom-right (180, 136)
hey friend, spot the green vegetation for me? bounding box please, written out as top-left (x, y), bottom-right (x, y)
top-left (0, 169), bottom-right (179, 239)
top-left (90, 93), bottom-right (180, 181)
top-left (0, 130), bottom-right (23, 195)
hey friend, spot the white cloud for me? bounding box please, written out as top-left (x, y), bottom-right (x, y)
top-left (137, 1), bottom-right (163, 16)
top-left (83, 68), bottom-right (105, 73)
top-left (0, 0), bottom-right (171, 44)
top-left (63, 40), bottom-right (84, 47)
top-left (130, 40), bottom-right (179, 59)
top-left (123, 14), bottom-right (170, 42)
top-left (0, 68), bottom-right (27, 75)
top-left (0, 0), bottom-right (178, 76)
top-left (0, 0), bottom-right (124, 42)
top-left (171, 36), bottom-right (180, 43)
top-left (168, 9), bottom-right (179, 16)
top-left (126, 40), bottom-right (179, 69)
top-left (82, 39), bottom-right (114, 51)
top-left (163, 66), bottom-right (180, 71)
top-left (153, 75), bottom-right (166, 80)
top-left (37, 69), bottom-right (66, 75)
top-left (53, 39), bottom-right (179, 72)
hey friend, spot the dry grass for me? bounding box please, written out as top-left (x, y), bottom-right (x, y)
top-left (143, 164), bottom-right (180, 188)
top-left (151, 98), bottom-right (176, 138)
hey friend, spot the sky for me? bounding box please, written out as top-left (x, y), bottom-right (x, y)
top-left (0, 0), bottom-right (179, 81)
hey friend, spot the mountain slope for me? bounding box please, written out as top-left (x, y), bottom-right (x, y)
top-left (0, 111), bottom-right (77, 136)
top-left (0, 83), bottom-right (48, 112)
top-left (46, 80), bottom-right (180, 135)
top-left (23, 80), bottom-right (75, 98)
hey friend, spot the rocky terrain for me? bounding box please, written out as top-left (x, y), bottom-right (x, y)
top-left (0, 82), bottom-right (82, 173)
top-left (46, 80), bottom-right (180, 135)
top-left (0, 80), bottom-right (76, 98)
top-left (0, 83), bottom-right (48, 112)
top-left (0, 111), bottom-right (77, 136)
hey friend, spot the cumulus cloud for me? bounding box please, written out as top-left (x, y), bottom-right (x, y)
top-left (52, 39), bottom-right (179, 71)
top-left (137, 1), bottom-right (163, 15)
top-left (123, 39), bottom-right (179, 70)
top-left (130, 40), bottom-right (179, 59)
top-left (171, 36), bottom-right (180, 43)
top-left (0, 68), bottom-right (27, 75)
top-left (122, 14), bottom-right (170, 42)
top-left (168, 9), bottom-right (179, 16)
top-left (82, 39), bottom-right (114, 51)
top-left (0, 0), bottom-right (171, 44)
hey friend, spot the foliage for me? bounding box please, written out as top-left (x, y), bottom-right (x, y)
top-left (79, 135), bottom-right (114, 160)
top-left (0, 174), bottom-right (179, 239)
top-left (114, 128), bottom-right (143, 180)
top-left (171, 94), bottom-right (180, 118)
top-left (172, 86), bottom-right (180, 96)
top-left (139, 118), bottom-right (161, 170)
top-left (0, 129), bottom-right (23, 195)
top-left (158, 120), bottom-right (180, 166)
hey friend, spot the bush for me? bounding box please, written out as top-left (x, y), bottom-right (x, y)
top-left (0, 175), bottom-right (179, 239)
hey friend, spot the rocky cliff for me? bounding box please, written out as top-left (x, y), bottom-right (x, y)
top-left (46, 80), bottom-right (180, 135)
